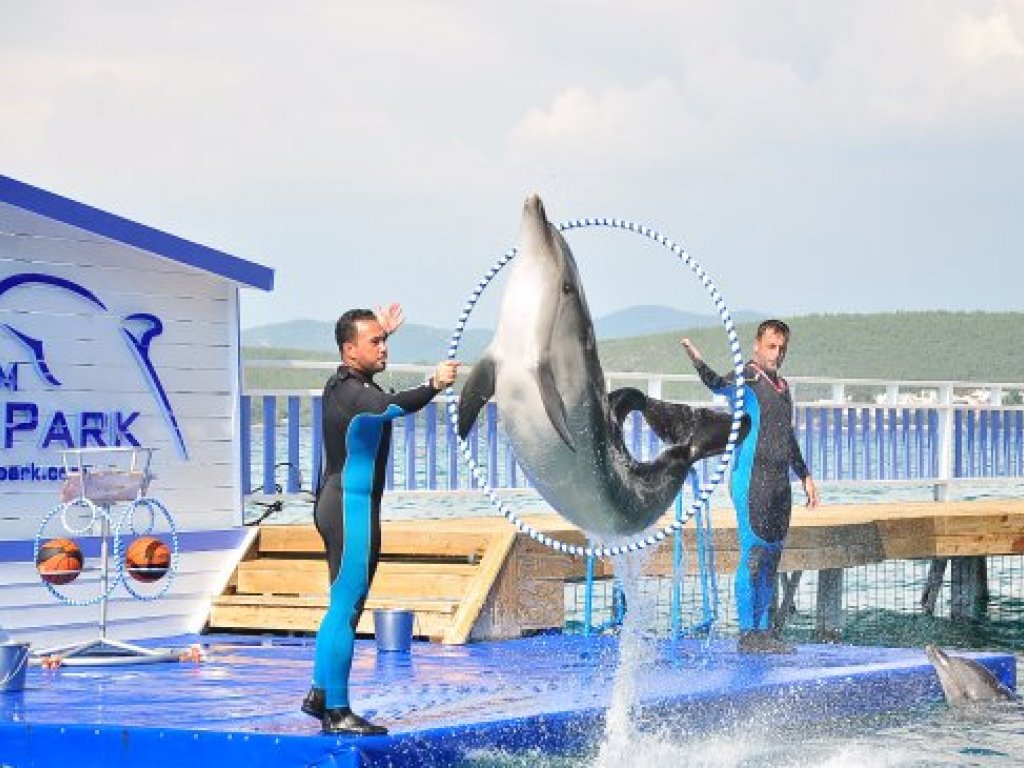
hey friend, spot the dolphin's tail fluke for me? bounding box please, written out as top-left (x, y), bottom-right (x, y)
top-left (609, 387), bottom-right (750, 464)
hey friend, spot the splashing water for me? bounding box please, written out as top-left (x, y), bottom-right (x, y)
top-left (592, 547), bottom-right (658, 767)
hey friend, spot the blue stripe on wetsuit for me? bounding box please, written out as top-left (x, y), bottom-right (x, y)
top-left (701, 363), bottom-right (790, 632)
top-left (313, 403), bottom-right (404, 709)
top-left (729, 387), bottom-right (781, 630)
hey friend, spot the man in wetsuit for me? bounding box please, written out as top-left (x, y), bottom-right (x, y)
top-left (302, 307), bottom-right (459, 734)
top-left (681, 319), bottom-right (819, 653)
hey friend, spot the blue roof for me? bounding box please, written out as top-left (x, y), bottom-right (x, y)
top-left (0, 174), bottom-right (274, 291)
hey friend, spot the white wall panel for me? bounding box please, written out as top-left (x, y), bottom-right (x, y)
top-left (0, 205), bottom-right (245, 547)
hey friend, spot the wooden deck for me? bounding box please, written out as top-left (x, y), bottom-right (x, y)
top-left (206, 499), bottom-right (1024, 643)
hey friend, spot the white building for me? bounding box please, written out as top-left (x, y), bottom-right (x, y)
top-left (0, 174), bottom-right (273, 647)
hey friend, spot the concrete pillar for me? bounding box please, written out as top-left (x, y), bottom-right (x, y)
top-left (920, 558), bottom-right (948, 616)
top-left (950, 556), bottom-right (989, 621)
top-left (815, 568), bottom-right (844, 642)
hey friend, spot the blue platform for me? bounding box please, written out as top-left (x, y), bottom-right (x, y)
top-left (0, 634), bottom-right (1016, 768)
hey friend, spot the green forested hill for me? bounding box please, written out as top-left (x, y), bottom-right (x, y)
top-left (244, 311), bottom-right (1023, 391)
top-left (598, 312), bottom-right (1023, 382)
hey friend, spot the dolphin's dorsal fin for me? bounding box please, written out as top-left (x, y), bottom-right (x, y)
top-left (537, 359), bottom-right (575, 451)
top-left (458, 354), bottom-right (497, 438)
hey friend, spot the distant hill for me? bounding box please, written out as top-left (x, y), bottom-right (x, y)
top-left (595, 305), bottom-right (766, 339)
top-left (598, 311), bottom-right (1024, 383)
top-left (241, 304), bottom-right (758, 360)
top-left (242, 320), bottom-right (493, 362)
top-left (243, 311), bottom-right (1024, 393)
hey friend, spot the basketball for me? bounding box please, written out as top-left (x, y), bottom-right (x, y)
top-left (124, 536), bottom-right (170, 582)
top-left (36, 538), bottom-right (84, 585)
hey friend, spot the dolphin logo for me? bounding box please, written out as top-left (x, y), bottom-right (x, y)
top-left (458, 194), bottom-right (749, 538)
top-left (0, 272), bottom-right (188, 458)
top-left (925, 645), bottom-right (1019, 705)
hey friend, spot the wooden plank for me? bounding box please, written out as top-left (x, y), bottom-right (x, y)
top-left (235, 559), bottom-right (478, 598)
top-left (258, 524), bottom-right (497, 558)
top-left (442, 529), bottom-right (517, 645)
top-left (208, 603), bottom-right (455, 637)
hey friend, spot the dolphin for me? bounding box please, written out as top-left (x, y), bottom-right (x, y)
top-left (458, 194), bottom-right (748, 538)
top-left (925, 645), bottom-right (1018, 705)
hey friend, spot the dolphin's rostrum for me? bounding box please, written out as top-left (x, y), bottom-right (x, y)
top-left (458, 194), bottom-right (749, 538)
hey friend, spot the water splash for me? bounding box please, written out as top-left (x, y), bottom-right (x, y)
top-left (592, 547), bottom-right (657, 767)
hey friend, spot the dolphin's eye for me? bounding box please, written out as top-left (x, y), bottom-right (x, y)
top-left (562, 282), bottom-right (574, 294)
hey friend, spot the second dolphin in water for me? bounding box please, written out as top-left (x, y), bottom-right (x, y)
top-left (458, 194), bottom-right (749, 538)
top-left (925, 645), bottom-right (1018, 705)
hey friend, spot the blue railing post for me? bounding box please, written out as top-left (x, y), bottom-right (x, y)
top-left (386, 427), bottom-right (395, 490)
top-left (447, 416), bottom-right (459, 491)
top-left (312, 395), bottom-right (323, 493)
top-left (404, 412), bottom-right (417, 490)
top-left (966, 410), bottom-right (976, 477)
top-left (287, 396), bottom-right (301, 492)
top-left (848, 407), bottom-right (857, 480)
top-left (833, 407), bottom-right (843, 481)
top-left (425, 401), bottom-right (438, 490)
top-left (262, 395), bottom-right (276, 494)
top-left (240, 395), bottom-right (251, 495)
top-left (487, 402), bottom-right (499, 488)
top-left (876, 409), bottom-right (886, 479)
top-left (863, 407), bottom-right (872, 480)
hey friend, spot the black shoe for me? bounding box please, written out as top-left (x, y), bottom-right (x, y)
top-left (301, 687), bottom-right (325, 720)
top-left (738, 630), bottom-right (796, 654)
top-left (322, 707), bottom-right (389, 736)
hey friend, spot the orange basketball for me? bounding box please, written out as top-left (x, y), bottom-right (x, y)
top-left (124, 536), bottom-right (170, 583)
top-left (36, 538), bottom-right (84, 585)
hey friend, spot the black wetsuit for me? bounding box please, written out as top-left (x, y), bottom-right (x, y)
top-left (695, 360), bottom-right (810, 631)
top-left (311, 365), bottom-right (438, 709)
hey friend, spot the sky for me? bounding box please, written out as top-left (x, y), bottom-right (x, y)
top-left (2, 1), bottom-right (1023, 331)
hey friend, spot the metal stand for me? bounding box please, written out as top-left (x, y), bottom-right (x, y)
top-left (34, 447), bottom-right (181, 666)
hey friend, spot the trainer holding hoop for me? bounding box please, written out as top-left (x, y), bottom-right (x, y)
top-left (302, 303), bottom-right (459, 735)
top-left (682, 320), bottom-right (818, 653)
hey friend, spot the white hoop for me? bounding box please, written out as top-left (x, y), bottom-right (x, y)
top-left (444, 216), bottom-right (746, 558)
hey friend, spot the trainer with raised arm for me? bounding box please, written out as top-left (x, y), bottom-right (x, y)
top-left (681, 319), bottom-right (818, 653)
top-left (302, 305), bottom-right (459, 735)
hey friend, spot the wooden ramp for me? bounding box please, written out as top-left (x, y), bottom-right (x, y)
top-left (208, 520), bottom-right (517, 644)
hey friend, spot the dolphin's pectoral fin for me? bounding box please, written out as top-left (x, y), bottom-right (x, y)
top-left (458, 355), bottom-right (497, 438)
top-left (537, 360), bottom-right (574, 451)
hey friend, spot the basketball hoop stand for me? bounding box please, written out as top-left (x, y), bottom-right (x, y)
top-left (34, 447), bottom-right (181, 666)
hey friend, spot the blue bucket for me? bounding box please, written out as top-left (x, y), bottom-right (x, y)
top-left (0, 642), bottom-right (29, 693)
top-left (373, 609), bottom-right (414, 652)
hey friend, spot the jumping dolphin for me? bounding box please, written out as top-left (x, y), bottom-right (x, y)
top-left (925, 645), bottom-right (1018, 705)
top-left (458, 194), bottom-right (748, 538)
